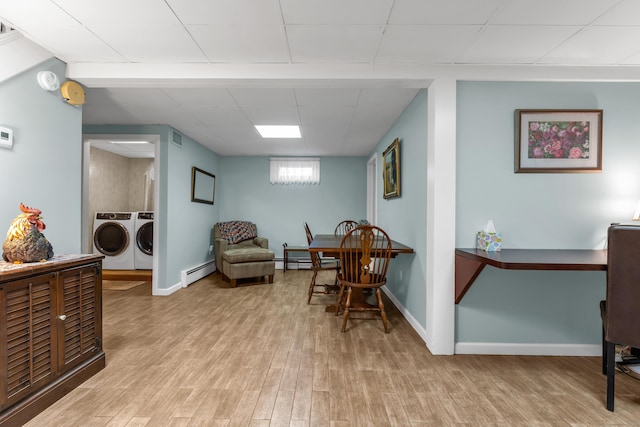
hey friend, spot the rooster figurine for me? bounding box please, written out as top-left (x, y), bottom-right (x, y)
top-left (2, 203), bottom-right (54, 263)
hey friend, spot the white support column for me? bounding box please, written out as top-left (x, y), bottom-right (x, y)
top-left (426, 78), bottom-right (456, 355)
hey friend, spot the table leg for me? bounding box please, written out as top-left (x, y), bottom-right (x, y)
top-left (284, 248), bottom-right (288, 273)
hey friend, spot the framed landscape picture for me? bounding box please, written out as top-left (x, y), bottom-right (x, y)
top-left (383, 138), bottom-right (400, 199)
top-left (515, 109), bottom-right (603, 173)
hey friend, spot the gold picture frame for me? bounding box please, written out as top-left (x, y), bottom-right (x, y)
top-left (382, 138), bottom-right (400, 199)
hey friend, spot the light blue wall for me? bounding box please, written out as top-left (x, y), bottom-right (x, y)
top-left (84, 125), bottom-right (220, 289)
top-left (371, 89), bottom-right (427, 328)
top-left (0, 58), bottom-right (82, 255)
top-left (456, 81), bottom-right (640, 345)
top-left (218, 156), bottom-right (367, 256)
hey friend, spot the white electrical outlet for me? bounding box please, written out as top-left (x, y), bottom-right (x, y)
top-left (208, 245), bottom-right (214, 254)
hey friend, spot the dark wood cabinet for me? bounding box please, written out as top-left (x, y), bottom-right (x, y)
top-left (0, 255), bottom-right (105, 426)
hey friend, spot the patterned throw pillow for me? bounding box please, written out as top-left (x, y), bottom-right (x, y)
top-left (218, 221), bottom-right (258, 244)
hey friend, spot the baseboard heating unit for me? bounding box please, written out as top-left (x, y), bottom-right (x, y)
top-left (181, 260), bottom-right (216, 287)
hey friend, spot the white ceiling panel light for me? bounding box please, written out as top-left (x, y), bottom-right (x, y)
top-left (255, 125), bottom-right (301, 138)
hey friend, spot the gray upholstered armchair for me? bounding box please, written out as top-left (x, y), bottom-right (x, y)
top-left (213, 221), bottom-right (275, 287)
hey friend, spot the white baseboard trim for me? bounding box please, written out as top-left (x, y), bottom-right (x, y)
top-left (454, 342), bottom-right (602, 356)
top-left (154, 281), bottom-right (183, 296)
top-left (382, 287), bottom-right (428, 345)
top-left (382, 289), bottom-right (602, 357)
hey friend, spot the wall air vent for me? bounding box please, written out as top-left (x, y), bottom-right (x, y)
top-left (172, 131), bottom-right (183, 148)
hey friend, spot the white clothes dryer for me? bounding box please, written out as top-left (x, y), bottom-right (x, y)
top-left (93, 212), bottom-right (135, 270)
top-left (134, 211), bottom-right (153, 270)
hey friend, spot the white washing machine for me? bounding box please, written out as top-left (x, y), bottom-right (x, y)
top-left (93, 212), bottom-right (135, 270)
top-left (134, 211), bottom-right (153, 270)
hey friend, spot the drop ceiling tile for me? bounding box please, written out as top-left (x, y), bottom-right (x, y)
top-left (376, 25), bottom-right (481, 63)
top-left (17, 25), bottom-right (123, 63)
top-left (294, 88), bottom-right (361, 106)
top-left (101, 89), bottom-right (180, 108)
top-left (593, 0), bottom-right (640, 25)
top-left (189, 106), bottom-right (252, 127)
top-left (166, 0), bottom-right (283, 25)
top-left (539, 26), bottom-right (640, 65)
top-left (188, 24), bottom-right (290, 63)
top-left (619, 50), bottom-right (640, 65)
top-left (281, 0), bottom-right (392, 25)
top-left (0, 1), bottom-right (76, 29)
top-left (54, 0), bottom-right (180, 25)
top-left (458, 26), bottom-right (580, 64)
top-left (298, 105), bottom-right (355, 127)
top-left (341, 135), bottom-right (380, 156)
top-left (228, 88), bottom-right (297, 107)
top-left (389, 0), bottom-right (504, 24)
top-left (287, 25), bottom-right (383, 62)
top-left (208, 126), bottom-right (262, 143)
top-left (357, 88), bottom-right (420, 105)
top-left (302, 124), bottom-right (350, 141)
top-left (489, 0), bottom-right (619, 25)
top-left (162, 88), bottom-right (237, 107)
top-left (91, 24), bottom-right (207, 63)
top-left (242, 106), bottom-right (300, 124)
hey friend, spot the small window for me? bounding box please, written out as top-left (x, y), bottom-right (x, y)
top-left (270, 158), bottom-right (320, 184)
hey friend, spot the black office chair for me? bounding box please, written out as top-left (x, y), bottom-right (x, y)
top-left (600, 223), bottom-right (640, 411)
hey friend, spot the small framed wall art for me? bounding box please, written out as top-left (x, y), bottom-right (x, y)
top-left (191, 167), bottom-right (215, 204)
top-left (382, 138), bottom-right (400, 199)
top-left (515, 109), bottom-right (603, 173)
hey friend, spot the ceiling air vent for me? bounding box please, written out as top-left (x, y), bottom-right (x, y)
top-left (172, 131), bottom-right (182, 148)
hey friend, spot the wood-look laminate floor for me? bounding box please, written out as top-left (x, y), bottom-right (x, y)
top-left (25, 270), bottom-right (640, 426)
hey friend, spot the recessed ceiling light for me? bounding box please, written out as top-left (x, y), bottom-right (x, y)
top-left (255, 125), bottom-right (301, 139)
top-left (110, 140), bottom-right (151, 144)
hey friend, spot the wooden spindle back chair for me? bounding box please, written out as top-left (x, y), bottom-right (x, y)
top-left (334, 220), bottom-right (358, 235)
top-left (304, 222), bottom-right (340, 304)
top-left (336, 225), bottom-right (392, 332)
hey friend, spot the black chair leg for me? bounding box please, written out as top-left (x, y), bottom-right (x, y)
top-left (606, 341), bottom-right (616, 411)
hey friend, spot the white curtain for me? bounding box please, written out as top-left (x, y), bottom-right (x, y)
top-left (270, 158), bottom-right (320, 185)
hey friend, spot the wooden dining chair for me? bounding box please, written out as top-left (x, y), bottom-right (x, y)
top-left (334, 220), bottom-right (358, 235)
top-left (600, 223), bottom-right (640, 411)
top-left (336, 225), bottom-right (392, 332)
top-left (304, 222), bottom-right (340, 304)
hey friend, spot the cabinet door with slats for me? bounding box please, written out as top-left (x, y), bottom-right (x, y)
top-left (0, 273), bottom-right (57, 410)
top-left (56, 264), bottom-right (102, 372)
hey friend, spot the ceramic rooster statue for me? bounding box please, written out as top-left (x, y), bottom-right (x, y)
top-left (2, 203), bottom-right (54, 263)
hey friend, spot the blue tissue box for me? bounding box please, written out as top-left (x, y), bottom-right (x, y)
top-left (476, 231), bottom-right (502, 251)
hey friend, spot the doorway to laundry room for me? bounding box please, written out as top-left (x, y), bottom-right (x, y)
top-left (81, 134), bottom-right (159, 293)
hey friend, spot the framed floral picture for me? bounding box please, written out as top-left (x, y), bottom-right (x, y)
top-left (382, 138), bottom-right (400, 199)
top-left (514, 109), bottom-right (603, 173)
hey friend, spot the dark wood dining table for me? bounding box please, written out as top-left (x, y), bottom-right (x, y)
top-left (308, 234), bottom-right (414, 312)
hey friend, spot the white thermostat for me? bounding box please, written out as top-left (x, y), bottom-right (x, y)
top-left (0, 126), bottom-right (14, 149)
